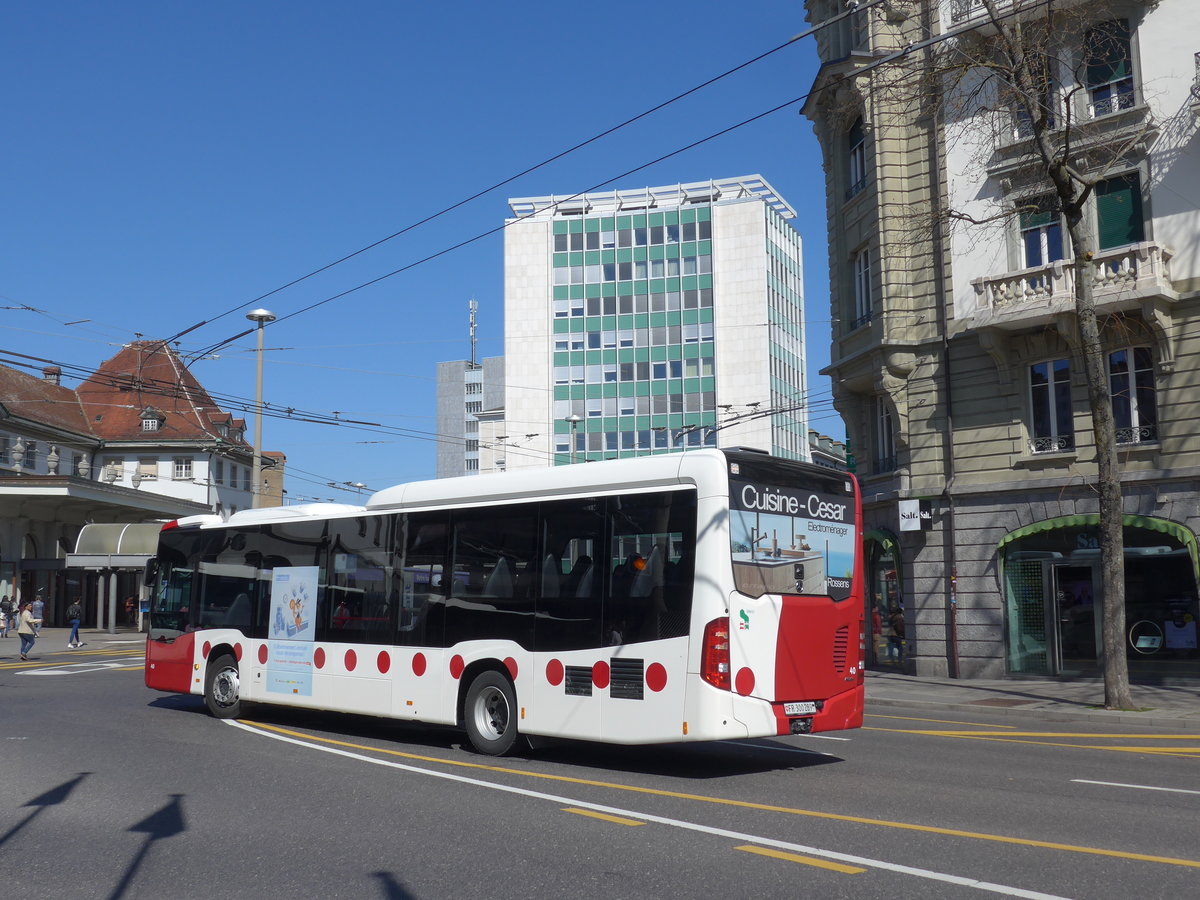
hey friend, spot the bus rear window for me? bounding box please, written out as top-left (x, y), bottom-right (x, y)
top-left (728, 472), bottom-right (856, 601)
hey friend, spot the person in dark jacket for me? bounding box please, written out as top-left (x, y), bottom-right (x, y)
top-left (67, 599), bottom-right (85, 649)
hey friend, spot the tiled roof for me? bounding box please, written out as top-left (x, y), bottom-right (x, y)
top-left (77, 341), bottom-right (251, 446)
top-left (0, 365), bottom-right (95, 437)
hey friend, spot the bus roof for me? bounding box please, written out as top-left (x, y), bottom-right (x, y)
top-left (366, 449), bottom-right (731, 512)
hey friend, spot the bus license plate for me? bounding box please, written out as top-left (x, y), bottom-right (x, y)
top-left (785, 701), bottom-right (816, 716)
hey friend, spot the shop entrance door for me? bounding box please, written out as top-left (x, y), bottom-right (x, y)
top-left (1051, 563), bottom-right (1101, 674)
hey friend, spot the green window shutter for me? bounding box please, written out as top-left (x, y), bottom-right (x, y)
top-left (1096, 173), bottom-right (1144, 250)
top-left (1085, 19), bottom-right (1131, 88)
top-left (1019, 196), bottom-right (1056, 230)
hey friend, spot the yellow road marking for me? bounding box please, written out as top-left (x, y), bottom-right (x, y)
top-left (242, 720), bottom-right (1200, 870)
top-left (563, 807), bottom-right (645, 826)
top-left (864, 726), bottom-right (1200, 756)
top-left (737, 844), bottom-right (865, 874)
top-left (874, 730), bottom-right (1200, 740)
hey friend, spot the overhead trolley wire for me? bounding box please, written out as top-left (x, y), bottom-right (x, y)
top-left (165, 1), bottom-right (886, 356)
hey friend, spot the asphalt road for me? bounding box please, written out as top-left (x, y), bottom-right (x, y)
top-left (2, 640), bottom-right (1198, 899)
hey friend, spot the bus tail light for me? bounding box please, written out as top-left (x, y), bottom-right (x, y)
top-left (701, 616), bottom-right (731, 691)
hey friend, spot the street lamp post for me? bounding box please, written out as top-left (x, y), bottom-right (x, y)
top-left (565, 414), bottom-right (582, 465)
top-left (246, 308), bottom-right (276, 508)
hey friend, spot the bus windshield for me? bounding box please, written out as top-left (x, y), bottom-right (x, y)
top-left (726, 453), bottom-right (857, 600)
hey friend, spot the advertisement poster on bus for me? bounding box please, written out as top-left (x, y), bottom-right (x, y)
top-left (267, 566), bottom-right (318, 697)
top-left (728, 478), bottom-right (855, 601)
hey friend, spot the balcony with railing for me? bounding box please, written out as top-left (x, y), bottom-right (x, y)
top-left (1192, 51), bottom-right (1200, 112)
top-left (967, 241), bottom-right (1178, 332)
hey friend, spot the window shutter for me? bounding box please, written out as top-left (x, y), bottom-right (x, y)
top-left (1085, 19), bottom-right (1131, 88)
top-left (1096, 174), bottom-right (1144, 250)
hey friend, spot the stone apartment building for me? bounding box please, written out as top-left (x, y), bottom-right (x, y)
top-left (803, 0), bottom-right (1200, 678)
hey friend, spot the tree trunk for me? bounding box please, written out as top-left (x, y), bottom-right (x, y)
top-left (1065, 218), bottom-right (1135, 710)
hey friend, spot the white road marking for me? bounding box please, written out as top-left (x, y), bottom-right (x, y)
top-left (1072, 779), bottom-right (1200, 796)
top-left (228, 719), bottom-right (1069, 899)
top-left (22, 657), bottom-right (146, 675)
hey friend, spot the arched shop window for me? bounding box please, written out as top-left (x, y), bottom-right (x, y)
top-left (864, 530), bottom-right (904, 668)
top-left (1000, 515), bottom-right (1199, 677)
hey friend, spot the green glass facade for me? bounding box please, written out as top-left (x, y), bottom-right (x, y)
top-left (550, 206), bottom-right (719, 464)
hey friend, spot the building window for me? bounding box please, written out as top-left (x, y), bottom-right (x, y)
top-left (213, 459), bottom-right (224, 485)
top-left (1029, 359), bottom-right (1074, 453)
top-left (1012, 54), bottom-right (1055, 138)
top-left (465, 382), bottom-right (482, 395)
top-left (1020, 196), bottom-right (1064, 269)
top-left (1095, 172), bottom-right (1144, 251)
top-left (137, 458), bottom-right (157, 480)
top-left (173, 457), bottom-right (193, 480)
top-left (1109, 347), bottom-right (1156, 445)
top-left (873, 396), bottom-right (896, 473)
top-left (1085, 19), bottom-right (1135, 118)
top-left (141, 417), bottom-right (159, 432)
top-left (852, 247), bottom-right (873, 329)
top-left (846, 117), bottom-right (867, 200)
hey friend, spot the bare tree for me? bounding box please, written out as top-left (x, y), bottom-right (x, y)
top-left (859, 0), bottom-right (1151, 706)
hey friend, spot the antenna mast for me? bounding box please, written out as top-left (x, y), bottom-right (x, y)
top-left (469, 299), bottom-right (478, 368)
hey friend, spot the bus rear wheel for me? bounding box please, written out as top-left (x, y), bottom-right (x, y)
top-left (205, 653), bottom-right (242, 719)
top-left (464, 670), bottom-right (519, 756)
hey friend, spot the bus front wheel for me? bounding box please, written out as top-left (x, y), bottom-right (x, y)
top-left (464, 670), bottom-right (519, 756)
top-left (205, 653), bottom-right (242, 719)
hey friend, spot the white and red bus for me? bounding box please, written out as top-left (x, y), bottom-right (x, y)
top-left (145, 448), bottom-right (864, 754)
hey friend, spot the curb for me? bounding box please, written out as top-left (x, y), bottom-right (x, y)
top-left (867, 696), bottom-right (1200, 730)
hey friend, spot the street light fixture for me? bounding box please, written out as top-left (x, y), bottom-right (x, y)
top-left (565, 414), bottom-right (582, 465)
top-left (246, 308), bottom-right (276, 508)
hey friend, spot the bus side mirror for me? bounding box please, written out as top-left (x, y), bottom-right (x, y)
top-left (143, 558), bottom-right (159, 588)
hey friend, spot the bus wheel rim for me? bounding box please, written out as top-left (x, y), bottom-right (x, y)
top-left (474, 685), bottom-right (508, 738)
top-left (214, 668), bottom-right (240, 707)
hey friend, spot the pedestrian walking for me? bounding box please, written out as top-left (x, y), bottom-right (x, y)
top-left (31, 594), bottom-right (45, 634)
top-left (17, 601), bottom-right (42, 660)
top-left (0, 594), bottom-right (11, 638)
top-left (66, 599), bottom-right (84, 649)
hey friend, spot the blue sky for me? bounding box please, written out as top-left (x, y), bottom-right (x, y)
top-left (1, 1), bottom-right (838, 500)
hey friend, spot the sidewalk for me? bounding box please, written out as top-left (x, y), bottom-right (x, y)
top-left (866, 669), bottom-right (1200, 729)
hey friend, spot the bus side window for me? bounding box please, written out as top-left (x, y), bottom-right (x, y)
top-left (446, 506), bottom-right (537, 647)
top-left (536, 498), bottom-right (605, 652)
top-left (397, 512), bottom-right (449, 648)
top-left (607, 491), bottom-right (696, 644)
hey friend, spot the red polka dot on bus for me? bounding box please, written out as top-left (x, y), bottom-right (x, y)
top-left (504, 657), bottom-right (518, 680)
top-left (592, 660), bottom-right (610, 690)
top-left (345, 649), bottom-right (357, 672)
top-left (735, 667), bottom-right (755, 696)
top-left (257, 644), bottom-right (268, 665)
top-left (546, 659), bottom-right (564, 686)
top-left (412, 652), bottom-right (427, 676)
top-left (202, 641), bottom-right (211, 658)
top-left (234, 643), bottom-right (244, 661)
top-left (646, 663), bottom-right (668, 692)
top-left (449, 655), bottom-right (465, 679)
top-left (377, 651), bottom-right (391, 674)
top-left (314, 647), bottom-right (326, 669)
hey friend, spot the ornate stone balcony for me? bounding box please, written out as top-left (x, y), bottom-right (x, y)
top-left (967, 241), bottom-right (1178, 332)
